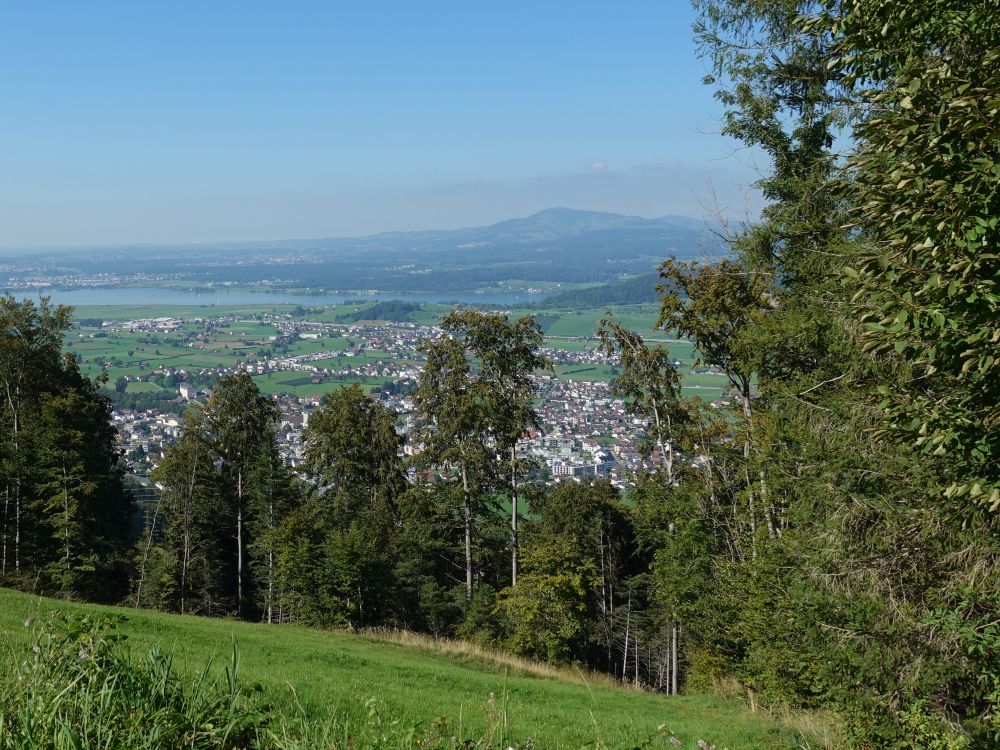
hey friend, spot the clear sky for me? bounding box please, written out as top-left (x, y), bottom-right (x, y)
top-left (0, 1), bottom-right (760, 247)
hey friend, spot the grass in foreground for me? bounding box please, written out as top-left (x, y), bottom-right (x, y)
top-left (0, 588), bottom-right (814, 749)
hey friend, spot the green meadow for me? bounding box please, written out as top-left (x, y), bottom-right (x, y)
top-left (0, 588), bottom-right (810, 749)
top-left (250, 373), bottom-right (388, 396)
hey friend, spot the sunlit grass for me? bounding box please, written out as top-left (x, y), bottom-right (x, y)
top-left (0, 588), bottom-right (812, 749)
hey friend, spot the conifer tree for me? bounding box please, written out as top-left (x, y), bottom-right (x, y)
top-left (0, 296), bottom-right (131, 600)
top-left (0, 296), bottom-right (74, 577)
top-left (247, 432), bottom-right (299, 624)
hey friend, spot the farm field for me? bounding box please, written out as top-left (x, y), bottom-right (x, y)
top-left (521, 304), bottom-right (661, 338)
top-left (0, 588), bottom-right (808, 749)
top-left (62, 302), bottom-right (729, 400)
top-left (251, 373), bottom-right (389, 396)
top-left (553, 363), bottom-right (618, 382)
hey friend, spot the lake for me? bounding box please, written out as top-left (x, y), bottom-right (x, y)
top-left (18, 287), bottom-right (546, 307)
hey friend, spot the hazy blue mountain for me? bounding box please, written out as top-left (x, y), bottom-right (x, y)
top-left (1, 208), bottom-right (723, 293)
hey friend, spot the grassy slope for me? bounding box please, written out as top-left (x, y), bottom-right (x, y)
top-left (0, 589), bottom-right (800, 750)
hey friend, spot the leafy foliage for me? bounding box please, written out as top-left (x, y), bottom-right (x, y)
top-left (681, 1), bottom-right (1000, 746)
top-left (495, 538), bottom-right (597, 663)
top-left (835, 0), bottom-right (1000, 509)
top-left (413, 309), bottom-right (546, 598)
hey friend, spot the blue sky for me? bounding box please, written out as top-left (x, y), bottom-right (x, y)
top-left (0, 2), bottom-right (759, 246)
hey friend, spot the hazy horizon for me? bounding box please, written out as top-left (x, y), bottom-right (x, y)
top-left (0, 2), bottom-right (761, 249)
top-left (0, 203), bottom-right (731, 254)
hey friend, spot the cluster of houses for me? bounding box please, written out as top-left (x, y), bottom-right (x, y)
top-left (115, 374), bottom-right (661, 492)
top-left (113, 410), bottom-right (183, 471)
top-left (105, 313), bottom-right (722, 490)
top-left (3, 271), bottom-right (183, 291)
top-left (115, 394), bottom-right (321, 474)
top-left (112, 317), bottom-right (185, 333)
top-left (526, 378), bottom-right (659, 486)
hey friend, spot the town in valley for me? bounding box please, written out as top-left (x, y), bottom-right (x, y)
top-left (66, 302), bottom-right (731, 496)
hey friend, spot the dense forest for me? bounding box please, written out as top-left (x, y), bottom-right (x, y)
top-left (535, 273), bottom-right (662, 308)
top-left (335, 300), bottom-right (424, 322)
top-left (1, 1), bottom-right (998, 746)
top-left (0, 297), bottom-right (133, 599)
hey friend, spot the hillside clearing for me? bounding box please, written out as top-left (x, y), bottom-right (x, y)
top-left (0, 589), bottom-right (811, 749)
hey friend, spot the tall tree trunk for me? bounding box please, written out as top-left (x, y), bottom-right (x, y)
top-left (598, 525), bottom-right (607, 619)
top-left (180, 530), bottom-right (190, 615)
top-left (745, 465), bottom-right (758, 561)
top-left (599, 524), bottom-right (611, 669)
top-left (665, 634), bottom-right (672, 694)
top-left (180, 449), bottom-right (199, 616)
top-left (5, 383), bottom-right (22, 574)
top-left (267, 549), bottom-right (274, 624)
top-left (651, 402), bottom-right (673, 485)
top-left (510, 446), bottom-right (518, 586)
top-left (671, 621), bottom-right (679, 696)
top-left (634, 634), bottom-right (640, 687)
top-left (761, 469), bottom-right (778, 538)
top-left (461, 461), bottom-right (473, 600)
top-left (133, 492), bottom-right (162, 608)
top-left (236, 468), bottom-right (244, 619)
top-left (2, 484), bottom-right (9, 575)
top-left (622, 591), bottom-right (631, 682)
top-left (13, 409), bottom-right (21, 574)
top-left (62, 463), bottom-right (71, 585)
top-left (15, 477), bottom-right (21, 574)
top-left (267, 485), bottom-right (274, 625)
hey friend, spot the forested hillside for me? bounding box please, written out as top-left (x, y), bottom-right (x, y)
top-left (536, 273), bottom-right (662, 308)
top-left (0, 1), bottom-right (997, 748)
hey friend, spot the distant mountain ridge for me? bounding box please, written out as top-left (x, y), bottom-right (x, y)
top-left (1, 208), bottom-right (724, 294)
top-left (234, 207), bottom-right (718, 258)
top-left (462, 207), bottom-right (705, 240)
top-left (8, 208), bottom-right (712, 254)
